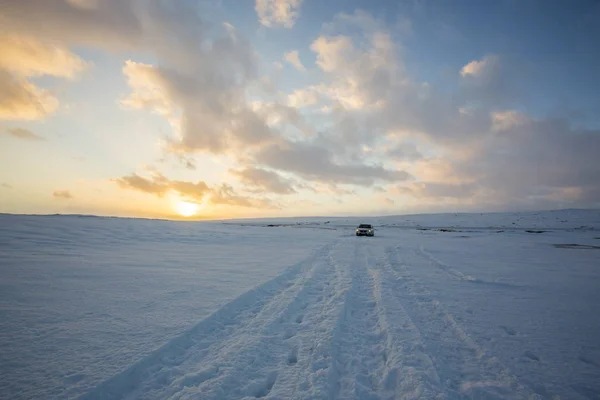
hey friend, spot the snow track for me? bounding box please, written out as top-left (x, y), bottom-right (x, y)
top-left (80, 238), bottom-right (547, 399)
top-left (382, 246), bottom-right (540, 399)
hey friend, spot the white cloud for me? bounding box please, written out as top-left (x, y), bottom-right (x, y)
top-left (120, 22), bottom-right (272, 155)
top-left (255, 0), bottom-right (303, 28)
top-left (283, 50), bottom-right (306, 71)
top-left (460, 54), bottom-right (502, 82)
top-left (310, 29), bottom-right (401, 111)
top-left (121, 61), bottom-right (175, 119)
top-left (491, 110), bottom-right (529, 132)
top-left (287, 88), bottom-right (320, 108)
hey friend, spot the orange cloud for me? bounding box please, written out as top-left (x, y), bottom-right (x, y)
top-left (53, 190), bottom-right (73, 199)
top-left (0, 70), bottom-right (59, 120)
top-left (0, 35), bottom-right (87, 120)
top-left (115, 172), bottom-right (277, 209)
top-left (0, 34), bottom-right (88, 79)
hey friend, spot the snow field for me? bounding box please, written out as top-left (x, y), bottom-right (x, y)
top-left (1, 210), bottom-right (599, 399)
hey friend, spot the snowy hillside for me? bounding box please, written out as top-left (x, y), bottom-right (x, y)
top-left (1, 210), bottom-right (599, 399)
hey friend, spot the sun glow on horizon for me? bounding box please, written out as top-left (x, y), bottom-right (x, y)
top-left (175, 200), bottom-right (200, 217)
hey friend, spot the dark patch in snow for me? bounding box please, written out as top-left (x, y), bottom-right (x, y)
top-left (579, 356), bottom-right (600, 369)
top-left (253, 371), bottom-right (277, 398)
top-left (522, 350), bottom-right (540, 362)
top-left (287, 347), bottom-right (298, 365)
top-left (468, 279), bottom-right (526, 289)
top-left (500, 325), bottom-right (517, 336)
top-left (64, 373), bottom-right (86, 384)
top-left (570, 383), bottom-right (600, 398)
top-left (553, 244), bottom-right (600, 250)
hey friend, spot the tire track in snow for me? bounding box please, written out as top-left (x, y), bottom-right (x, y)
top-left (415, 245), bottom-right (477, 282)
top-left (81, 238), bottom-right (542, 400)
top-left (365, 245), bottom-right (446, 399)
top-left (325, 241), bottom-right (392, 399)
top-left (270, 239), bottom-right (352, 399)
top-left (79, 243), bottom-right (335, 400)
top-left (189, 240), bottom-right (347, 400)
top-left (415, 246), bottom-right (528, 290)
top-left (384, 246), bottom-right (541, 399)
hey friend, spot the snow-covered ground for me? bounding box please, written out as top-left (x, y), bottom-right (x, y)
top-left (1, 210), bottom-right (599, 399)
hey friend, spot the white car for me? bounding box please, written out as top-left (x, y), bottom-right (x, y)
top-left (356, 224), bottom-right (375, 236)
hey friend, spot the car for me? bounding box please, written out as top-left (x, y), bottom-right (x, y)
top-left (356, 224), bottom-right (375, 236)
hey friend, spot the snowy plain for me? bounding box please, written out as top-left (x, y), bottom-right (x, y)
top-left (0, 210), bottom-right (599, 399)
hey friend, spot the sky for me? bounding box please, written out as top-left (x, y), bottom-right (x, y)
top-left (0, 0), bottom-right (599, 220)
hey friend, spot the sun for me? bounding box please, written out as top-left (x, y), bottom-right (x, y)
top-left (175, 200), bottom-right (200, 217)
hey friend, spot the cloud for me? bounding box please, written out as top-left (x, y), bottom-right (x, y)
top-left (211, 184), bottom-right (277, 209)
top-left (452, 117), bottom-right (600, 206)
top-left (310, 27), bottom-right (400, 111)
top-left (284, 50), bottom-right (306, 71)
top-left (231, 167), bottom-right (297, 194)
top-left (490, 110), bottom-right (529, 132)
top-left (115, 172), bottom-right (276, 209)
top-left (459, 54), bottom-right (520, 108)
top-left (0, 35), bottom-right (87, 120)
top-left (4, 3), bottom-right (596, 211)
top-left (255, 141), bottom-right (412, 186)
top-left (120, 21), bottom-right (272, 155)
top-left (0, 70), bottom-right (60, 120)
top-left (287, 88), bottom-right (320, 108)
top-left (0, 34), bottom-right (88, 79)
top-left (3, 127), bottom-right (45, 141)
top-left (299, 11), bottom-right (600, 208)
top-left (460, 56), bottom-right (496, 78)
top-left (65, 0), bottom-right (98, 10)
top-left (53, 190), bottom-right (73, 199)
top-left (255, 0), bottom-right (303, 28)
top-left (0, 0), bottom-right (143, 50)
top-left (396, 182), bottom-right (477, 199)
top-left (386, 142), bottom-right (423, 161)
top-left (249, 100), bottom-right (315, 137)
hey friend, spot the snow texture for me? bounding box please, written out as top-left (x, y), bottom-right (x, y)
top-left (1, 209), bottom-right (599, 399)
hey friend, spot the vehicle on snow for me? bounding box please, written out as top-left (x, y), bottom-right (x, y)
top-left (356, 224), bottom-right (375, 236)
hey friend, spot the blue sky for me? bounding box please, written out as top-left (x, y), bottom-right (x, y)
top-left (0, 0), bottom-right (598, 219)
